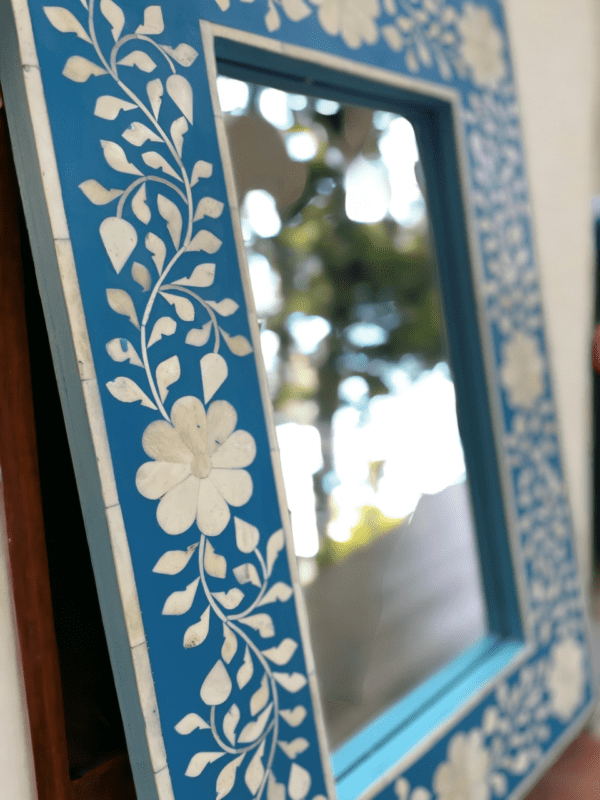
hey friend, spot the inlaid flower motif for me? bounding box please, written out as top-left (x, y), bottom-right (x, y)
top-left (433, 729), bottom-right (491, 800)
top-left (136, 396), bottom-right (256, 536)
top-left (394, 776), bottom-right (432, 800)
top-left (500, 331), bottom-right (545, 409)
top-left (312, 0), bottom-right (381, 49)
top-left (457, 3), bottom-right (506, 89)
top-left (545, 637), bottom-right (586, 722)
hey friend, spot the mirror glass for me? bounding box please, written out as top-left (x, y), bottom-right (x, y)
top-left (218, 75), bottom-right (488, 749)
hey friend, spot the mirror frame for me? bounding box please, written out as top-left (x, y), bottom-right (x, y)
top-left (0, 1), bottom-right (596, 799)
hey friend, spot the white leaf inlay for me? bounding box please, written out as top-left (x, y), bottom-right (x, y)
top-left (273, 673), bottom-right (308, 693)
top-left (78, 179), bottom-right (123, 205)
top-left (201, 352), bottom-right (228, 403)
top-left (204, 539), bottom-right (227, 579)
top-left (223, 703), bottom-right (241, 746)
top-left (118, 50), bottom-right (157, 72)
top-left (184, 606), bottom-right (210, 648)
top-left (279, 706), bottom-right (307, 727)
top-left (100, 140), bottom-right (142, 175)
top-left (94, 95), bottom-right (137, 120)
top-left (200, 659), bottom-right (232, 706)
top-left (288, 762), bottom-right (311, 800)
top-left (187, 229), bottom-right (222, 253)
top-left (171, 116), bottom-right (189, 157)
top-left (106, 337), bottom-right (143, 367)
top-left (238, 703), bottom-right (272, 744)
top-left (100, 217), bottom-right (138, 273)
top-left (99, 0), bottom-right (125, 40)
top-left (142, 151), bottom-right (181, 181)
top-left (213, 588), bottom-right (244, 609)
top-left (106, 376), bottom-right (156, 409)
top-left (146, 77), bottom-right (163, 118)
top-left (152, 542), bottom-right (198, 574)
top-left (279, 738), bottom-right (309, 760)
top-left (185, 751), bottom-right (224, 778)
top-left (206, 298), bottom-right (239, 317)
top-left (44, 6), bottom-right (92, 42)
top-left (220, 328), bottom-right (253, 357)
top-left (160, 291), bottom-right (195, 322)
top-left (233, 563), bottom-right (262, 588)
top-left (122, 121), bottom-right (162, 146)
top-left (162, 577), bottom-right (200, 615)
top-left (132, 261), bottom-right (152, 290)
top-left (148, 316), bottom-right (176, 347)
top-left (258, 582), bottom-right (293, 607)
top-left (145, 231), bottom-right (167, 273)
top-left (191, 159), bottom-right (213, 185)
top-left (166, 74), bottom-right (193, 123)
top-left (106, 287), bottom-right (139, 327)
top-left (262, 638), bottom-right (298, 666)
top-left (222, 624), bottom-right (238, 664)
top-left (175, 712), bottom-right (210, 735)
top-left (131, 183), bottom-right (151, 224)
top-left (216, 754), bottom-right (244, 800)
top-left (239, 613), bottom-right (275, 639)
top-left (62, 56), bottom-right (107, 82)
top-left (161, 43), bottom-right (199, 67)
top-left (136, 4), bottom-right (164, 34)
top-left (156, 355), bottom-right (180, 402)
top-left (236, 645), bottom-right (253, 689)
top-left (250, 674), bottom-right (270, 715)
top-left (174, 263), bottom-right (216, 288)
top-left (245, 741), bottom-right (266, 795)
top-left (185, 323), bottom-right (212, 347)
top-left (194, 196), bottom-right (224, 221)
top-left (266, 529), bottom-right (285, 576)
top-left (157, 193), bottom-right (183, 248)
top-left (234, 517), bottom-right (259, 553)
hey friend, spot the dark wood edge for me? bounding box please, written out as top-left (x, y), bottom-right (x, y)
top-left (0, 89), bottom-right (72, 800)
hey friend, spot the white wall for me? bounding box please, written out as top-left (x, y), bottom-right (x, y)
top-left (503, 0), bottom-right (600, 588)
top-left (0, 481), bottom-right (37, 800)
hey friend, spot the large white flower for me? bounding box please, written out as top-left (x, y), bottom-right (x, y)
top-left (545, 637), bottom-right (585, 722)
top-left (457, 3), bottom-right (506, 89)
top-left (312, 0), bottom-right (380, 49)
top-left (136, 396), bottom-right (256, 536)
top-left (500, 331), bottom-right (545, 409)
top-left (433, 729), bottom-right (491, 800)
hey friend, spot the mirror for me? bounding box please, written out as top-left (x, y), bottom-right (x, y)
top-left (218, 76), bottom-right (488, 748)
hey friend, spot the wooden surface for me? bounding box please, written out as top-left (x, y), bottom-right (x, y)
top-left (0, 89), bottom-right (72, 800)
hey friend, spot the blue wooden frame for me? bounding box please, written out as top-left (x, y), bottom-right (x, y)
top-left (0, 1), bottom-right (596, 799)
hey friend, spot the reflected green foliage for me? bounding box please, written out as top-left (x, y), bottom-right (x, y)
top-left (226, 85), bottom-right (443, 555)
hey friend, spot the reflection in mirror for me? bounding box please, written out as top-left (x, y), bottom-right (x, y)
top-left (218, 75), bottom-right (488, 749)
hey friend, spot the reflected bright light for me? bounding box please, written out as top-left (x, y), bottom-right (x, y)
top-left (216, 76), bottom-right (249, 114)
top-left (258, 87), bottom-right (294, 130)
top-left (379, 116), bottom-right (425, 226)
top-left (345, 322), bottom-right (389, 348)
top-left (286, 311), bottom-right (331, 354)
top-left (243, 190), bottom-right (281, 238)
top-left (248, 253), bottom-right (282, 317)
top-left (276, 423), bottom-right (323, 557)
top-left (286, 131), bottom-right (319, 162)
top-left (315, 98), bottom-right (340, 115)
top-left (345, 156), bottom-right (391, 223)
top-left (259, 329), bottom-right (280, 373)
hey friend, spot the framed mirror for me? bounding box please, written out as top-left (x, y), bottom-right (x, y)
top-left (0, 1), bottom-right (596, 799)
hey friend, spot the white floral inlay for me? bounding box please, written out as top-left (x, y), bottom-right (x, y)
top-left (136, 397), bottom-right (256, 535)
top-left (311, 0), bottom-right (381, 49)
top-left (545, 638), bottom-right (586, 722)
top-left (457, 2), bottom-right (506, 88)
top-left (500, 331), bottom-right (545, 409)
top-left (432, 729), bottom-right (491, 800)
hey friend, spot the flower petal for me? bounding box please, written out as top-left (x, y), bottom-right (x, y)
top-left (171, 395), bottom-right (207, 456)
top-left (142, 419), bottom-right (192, 463)
top-left (211, 430), bottom-right (256, 469)
top-left (157, 474), bottom-right (200, 534)
top-left (206, 400), bottom-right (237, 450)
top-left (136, 461), bottom-right (191, 499)
top-left (196, 477), bottom-right (231, 536)
top-left (210, 469), bottom-right (253, 507)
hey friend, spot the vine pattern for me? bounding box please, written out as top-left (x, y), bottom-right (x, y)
top-left (41, 1), bottom-right (593, 799)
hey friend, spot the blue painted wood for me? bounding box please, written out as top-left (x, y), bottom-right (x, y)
top-left (0, 1), bottom-right (596, 800)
